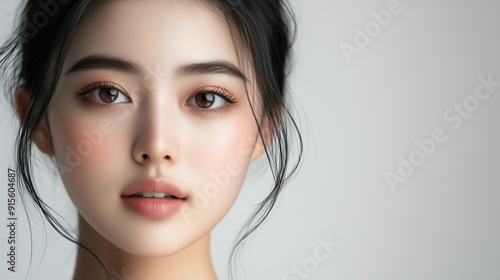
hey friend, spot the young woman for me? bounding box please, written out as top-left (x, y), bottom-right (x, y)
top-left (0, 0), bottom-right (302, 279)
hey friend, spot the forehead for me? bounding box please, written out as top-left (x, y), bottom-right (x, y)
top-left (63, 0), bottom-right (240, 74)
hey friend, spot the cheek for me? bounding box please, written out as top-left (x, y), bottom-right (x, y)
top-left (188, 116), bottom-right (256, 178)
top-left (49, 110), bottom-right (127, 204)
top-left (187, 107), bottom-right (258, 164)
top-left (180, 115), bottom-right (258, 223)
top-left (51, 116), bottom-right (123, 172)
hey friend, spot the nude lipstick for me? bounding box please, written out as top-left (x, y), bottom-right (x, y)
top-left (121, 177), bottom-right (186, 219)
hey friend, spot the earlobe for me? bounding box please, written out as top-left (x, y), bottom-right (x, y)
top-left (14, 86), bottom-right (54, 157)
top-left (250, 137), bottom-right (266, 161)
top-left (250, 123), bottom-right (272, 161)
top-left (33, 123), bottom-right (54, 157)
top-left (14, 86), bottom-right (30, 126)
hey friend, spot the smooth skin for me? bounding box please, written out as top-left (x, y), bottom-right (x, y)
top-left (16, 0), bottom-right (266, 279)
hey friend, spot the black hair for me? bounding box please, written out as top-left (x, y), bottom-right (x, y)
top-left (0, 0), bottom-right (302, 279)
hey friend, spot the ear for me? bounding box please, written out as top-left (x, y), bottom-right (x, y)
top-left (15, 86), bottom-right (54, 157)
top-left (250, 120), bottom-right (273, 161)
top-left (250, 136), bottom-right (265, 161)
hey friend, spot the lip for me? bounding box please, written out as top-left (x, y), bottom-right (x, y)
top-left (121, 177), bottom-right (186, 198)
top-left (121, 177), bottom-right (186, 219)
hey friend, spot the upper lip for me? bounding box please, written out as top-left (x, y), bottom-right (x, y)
top-left (121, 177), bottom-right (186, 199)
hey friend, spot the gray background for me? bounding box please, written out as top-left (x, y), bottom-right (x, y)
top-left (1, 0), bottom-right (499, 279)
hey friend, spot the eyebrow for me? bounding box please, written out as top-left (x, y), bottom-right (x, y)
top-left (66, 55), bottom-right (247, 81)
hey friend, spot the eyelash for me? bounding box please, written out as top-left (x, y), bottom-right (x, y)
top-left (190, 86), bottom-right (238, 116)
top-left (75, 80), bottom-right (127, 109)
top-left (74, 80), bottom-right (238, 115)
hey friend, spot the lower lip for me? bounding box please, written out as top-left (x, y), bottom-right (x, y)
top-left (121, 197), bottom-right (184, 219)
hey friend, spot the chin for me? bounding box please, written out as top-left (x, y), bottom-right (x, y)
top-left (95, 220), bottom-right (207, 257)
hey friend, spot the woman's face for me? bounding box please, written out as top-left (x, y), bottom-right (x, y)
top-left (42, 0), bottom-right (263, 256)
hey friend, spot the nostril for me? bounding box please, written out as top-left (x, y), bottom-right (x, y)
top-left (140, 154), bottom-right (171, 161)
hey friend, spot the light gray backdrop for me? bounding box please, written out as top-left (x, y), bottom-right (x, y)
top-left (1, 0), bottom-right (499, 279)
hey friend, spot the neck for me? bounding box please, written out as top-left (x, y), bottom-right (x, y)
top-left (73, 216), bottom-right (217, 280)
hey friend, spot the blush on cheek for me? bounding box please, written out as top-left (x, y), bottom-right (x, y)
top-left (53, 117), bottom-right (119, 172)
top-left (192, 120), bottom-right (256, 162)
top-left (186, 126), bottom-right (255, 199)
top-left (188, 135), bottom-right (237, 173)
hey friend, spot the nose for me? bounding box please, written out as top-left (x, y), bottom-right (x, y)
top-left (132, 95), bottom-right (180, 165)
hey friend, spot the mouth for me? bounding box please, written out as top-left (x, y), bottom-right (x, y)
top-left (121, 177), bottom-right (186, 219)
top-left (121, 177), bottom-right (186, 198)
top-left (127, 192), bottom-right (181, 199)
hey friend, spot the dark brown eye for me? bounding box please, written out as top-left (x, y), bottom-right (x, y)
top-left (99, 88), bottom-right (120, 103)
top-left (194, 92), bottom-right (216, 108)
top-left (87, 87), bottom-right (129, 104)
top-left (186, 87), bottom-right (234, 111)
